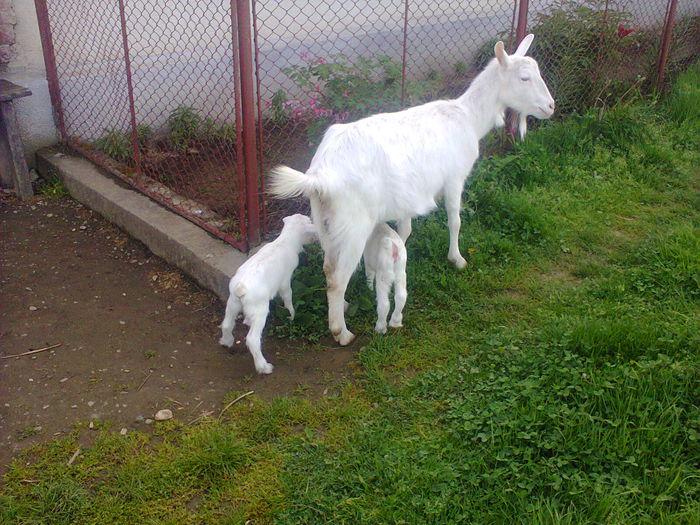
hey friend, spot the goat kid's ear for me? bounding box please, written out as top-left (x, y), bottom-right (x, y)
top-left (494, 40), bottom-right (509, 66)
top-left (514, 33), bottom-right (535, 56)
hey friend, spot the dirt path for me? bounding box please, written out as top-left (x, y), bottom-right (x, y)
top-left (0, 192), bottom-right (355, 473)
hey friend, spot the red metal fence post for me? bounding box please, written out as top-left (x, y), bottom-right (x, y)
top-left (507, 0), bottom-right (529, 138)
top-left (235, 0), bottom-right (261, 246)
top-left (656, 0), bottom-right (679, 91)
top-left (33, 0), bottom-right (65, 137)
top-left (116, 0), bottom-right (141, 180)
top-left (231, 0), bottom-right (249, 250)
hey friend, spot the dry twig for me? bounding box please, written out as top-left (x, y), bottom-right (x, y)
top-left (136, 370), bottom-right (153, 392)
top-left (67, 447), bottom-right (81, 466)
top-left (219, 390), bottom-right (254, 420)
top-left (1, 343), bottom-right (62, 359)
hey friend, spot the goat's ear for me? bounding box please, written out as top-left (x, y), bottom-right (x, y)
top-left (513, 34), bottom-right (535, 56)
top-left (494, 40), bottom-right (509, 66)
top-left (282, 215), bottom-right (290, 225)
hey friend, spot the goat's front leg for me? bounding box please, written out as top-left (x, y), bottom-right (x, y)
top-left (279, 281), bottom-right (295, 320)
top-left (444, 184), bottom-right (467, 269)
top-left (397, 217), bottom-right (412, 243)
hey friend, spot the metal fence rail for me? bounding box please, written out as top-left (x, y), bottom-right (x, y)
top-left (35, 0), bottom-right (698, 250)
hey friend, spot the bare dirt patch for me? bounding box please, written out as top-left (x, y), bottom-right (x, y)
top-left (0, 192), bottom-right (356, 474)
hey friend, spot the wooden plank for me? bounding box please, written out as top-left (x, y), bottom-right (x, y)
top-left (0, 100), bottom-right (33, 200)
top-left (0, 80), bottom-right (32, 103)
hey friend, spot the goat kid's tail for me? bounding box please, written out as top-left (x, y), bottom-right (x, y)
top-left (268, 165), bottom-right (322, 199)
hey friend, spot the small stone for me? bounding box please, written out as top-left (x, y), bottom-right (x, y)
top-left (28, 306), bottom-right (38, 311)
top-left (87, 401), bottom-right (95, 407)
top-left (145, 418), bottom-right (154, 424)
top-left (154, 409), bottom-right (173, 421)
top-left (59, 377), bottom-right (68, 382)
top-left (120, 428), bottom-right (128, 435)
top-left (89, 421), bottom-right (95, 429)
top-left (79, 225), bottom-right (86, 230)
top-left (135, 415), bottom-right (144, 423)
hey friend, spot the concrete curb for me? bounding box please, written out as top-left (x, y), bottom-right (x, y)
top-left (35, 147), bottom-right (246, 302)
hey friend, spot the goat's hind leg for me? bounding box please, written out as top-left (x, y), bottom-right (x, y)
top-left (397, 217), bottom-right (412, 243)
top-left (219, 294), bottom-right (242, 347)
top-left (389, 267), bottom-right (407, 329)
top-left (325, 224), bottom-right (372, 346)
top-left (244, 302), bottom-right (273, 374)
top-left (374, 276), bottom-right (391, 334)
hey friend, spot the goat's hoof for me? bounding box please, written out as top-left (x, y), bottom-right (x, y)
top-left (336, 330), bottom-right (355, 346)
top-left (219, 336), bottom-right (235, 348)
top-left (388, 320), bottom-right (403, 329)
top-left (256, 362), bottom-right (274, 375)
top-left (374, 324), bottom-right (387, 334)
top-left (449, 256), bottom-right (467, 269)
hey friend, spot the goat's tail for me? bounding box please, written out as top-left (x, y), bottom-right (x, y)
top-left (268, 165), bottom-right (321, 199)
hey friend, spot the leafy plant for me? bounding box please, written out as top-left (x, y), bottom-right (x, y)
top-left (93, 127), bottom-right (131, 162)
top-left (281, 53), bottom-right (442, 144)
top-left (168, 105), bottom-right (202, 152)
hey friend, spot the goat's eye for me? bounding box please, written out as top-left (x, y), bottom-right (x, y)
top-left (520, 77), bottom-right (531, 82)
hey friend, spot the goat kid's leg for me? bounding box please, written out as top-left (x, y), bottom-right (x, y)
top-left (279, 281), bottom-right (295, 321)
top-left (244, 303), bottom-right (273, 374)
top-left (445, 185), bottom-right (467, 269)
top-left (219, 295), bottom-right (241, 347)
top-left (374, 277), bottom-right (391, 334)
top-left (397, 217), bottom-right (412, 243)
top-left (389, 269), bottom-right (407, 329)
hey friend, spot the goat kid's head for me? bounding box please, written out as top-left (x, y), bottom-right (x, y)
top-left (494, 34), bottom-right (555, 137)
top-left (282, 213), bottom-right (317, 244)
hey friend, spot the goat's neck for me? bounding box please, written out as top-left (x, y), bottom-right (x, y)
top-left (456, 63), bottom-right (506, 140)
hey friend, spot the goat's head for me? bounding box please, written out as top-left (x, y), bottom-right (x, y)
top-left (494, 34), bottom-right (555, 137)
top-left (282, 213), bottom-right (317, 244)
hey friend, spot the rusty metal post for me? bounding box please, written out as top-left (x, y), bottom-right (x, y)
top-left (33, 0), bottom-right (66, 137)
top-left (251, 0), bottom-right (266, 235)
top-left (400, 0), bottom-right (409, 106)
top-left (116, 0), bottom-right (141, 180)
top-left (230, 0), bottom-right (248, 249)
top-left (235, 0), bottom-right (261, 246)
top-left (656, 0), bottom-right (679, 91)
top-left (507, 0), bottom-right (529, 139)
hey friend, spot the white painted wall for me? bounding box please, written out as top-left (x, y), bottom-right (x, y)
top-left (1, 0), bottom-right (57, 168)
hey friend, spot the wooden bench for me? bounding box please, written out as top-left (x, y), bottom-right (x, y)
top-left (0, 79), bottom-right (33, 200)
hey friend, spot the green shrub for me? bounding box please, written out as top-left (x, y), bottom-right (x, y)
top-left (168, 105), bottom-right (202, 152)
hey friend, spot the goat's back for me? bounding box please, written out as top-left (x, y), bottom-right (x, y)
top-left (308, 100), bottom-right (480, 222)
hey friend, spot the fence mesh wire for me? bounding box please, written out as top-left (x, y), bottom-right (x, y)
top-left (39, 0), bottom-right (698, 247)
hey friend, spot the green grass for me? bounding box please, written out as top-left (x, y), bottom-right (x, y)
top-left (3, 65), bottom-right (699, 524)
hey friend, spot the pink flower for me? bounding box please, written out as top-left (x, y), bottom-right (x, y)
top-left (316, 57), bottom-right (326, 64)
top-left (299, 51), bottom-right (309, 59)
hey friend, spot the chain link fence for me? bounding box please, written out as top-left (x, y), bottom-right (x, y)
top-left (36, 0), bottom-right (698, 249)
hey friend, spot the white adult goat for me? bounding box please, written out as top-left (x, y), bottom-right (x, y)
top-left (270, 35), bottom-right (554, 345)
top-left (364, 223), bottom-right (408, 334)
top-left (219, 214), bottom-right (316, 374)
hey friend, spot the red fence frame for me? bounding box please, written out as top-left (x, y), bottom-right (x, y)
top-left (35, 0), bottom-right (685, 251)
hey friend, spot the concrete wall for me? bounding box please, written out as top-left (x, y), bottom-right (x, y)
top-left (1, 0), bottom-right (57, 168)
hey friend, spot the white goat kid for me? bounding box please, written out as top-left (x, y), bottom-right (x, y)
top-left (219, 214), bottom-right (316, 374)
top-left (270, 35), bottom-right (554, 345)
top-left (364, 223), bottom-right (408, 334)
